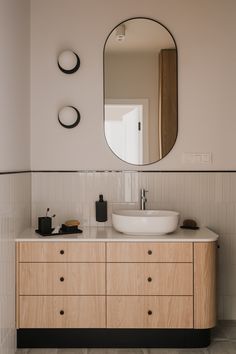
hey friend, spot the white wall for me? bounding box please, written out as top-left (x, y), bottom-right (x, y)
top-left (0, 0), bottom-right (30, 172)
top-left (0, 1), bottom-right (31, 353)
top-left (31, 0), bottom-right (236, 171)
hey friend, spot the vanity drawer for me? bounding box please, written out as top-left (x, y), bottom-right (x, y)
top-left (107, 263), bottom-right (193, 295)
top-left (18, 242), bottom-right (105, 262)
top-left (107, 296), bottom-right (193, 328)
top-left (19, 263), bottom-right (105, 295)
top-left (19, 296), bottom-right (106, 328)
top-left (107, 242), bottom-right (192, 262)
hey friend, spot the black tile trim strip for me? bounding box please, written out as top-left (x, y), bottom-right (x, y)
top-left (0, 170), bottom-right (30, 175)
top-left (2, 170), bottom-right (236, 175)
top-left (31, 170), bottom-right (236, 173)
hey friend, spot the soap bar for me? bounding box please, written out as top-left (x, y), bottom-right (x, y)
top-left (96, 194), bottom-right (107, 222)
top-left (64, 219), bottom-right (80, 227)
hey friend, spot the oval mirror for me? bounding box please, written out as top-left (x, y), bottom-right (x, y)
top-left (104, 18), bottom-right (178, 165)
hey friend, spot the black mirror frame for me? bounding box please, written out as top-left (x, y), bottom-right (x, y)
top-left (103, 17), bottom-right (178, 166)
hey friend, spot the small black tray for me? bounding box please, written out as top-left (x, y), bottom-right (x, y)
top-left (35, 228), bottom-right (83, 237)
top-left (180, 226), bottom-right (199, 230)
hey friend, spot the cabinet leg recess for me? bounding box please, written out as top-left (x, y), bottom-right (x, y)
top-left (17, 329), bottom-right (211, 348)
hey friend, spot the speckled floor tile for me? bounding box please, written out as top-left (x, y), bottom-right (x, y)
top-left (220, 323), bottom-right (236, 341)
top-left (58, 349), bottom-right (87, 354)
top-left (148, 349), bottom-right (179, 354)
top-left (206, 341), bottom-right (236, 353)
top-left (88, 350), bottom-right (146, 354)
top-left (212, 320), bottom-right (236, 341)
top-left (26, 350), bottom-right (58, 354)
top-left (176, 350), bottom-right (208, 354)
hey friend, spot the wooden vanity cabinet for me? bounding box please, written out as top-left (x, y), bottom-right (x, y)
top-left (16, 240), bottom-right (216, 330)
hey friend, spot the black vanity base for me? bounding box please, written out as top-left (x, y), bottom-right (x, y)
top-left (17, 329), bottom-right (211, 348)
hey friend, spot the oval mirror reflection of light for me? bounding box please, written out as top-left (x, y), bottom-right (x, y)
top-left (57, 50), bottom-right (80, 74)
top-left (58, 106), bottom-right (80, 129)
top-left (104, 18), bottom-right (178, 165)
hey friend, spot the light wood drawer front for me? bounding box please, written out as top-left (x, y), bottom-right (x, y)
top-left (107, 296), bottom-right (193, 328)
top-left (19, 296), bottom-right (105, 328)
top-left (19, 263), bottom-right (105, 295)
top-left (19, 242), bottom-right (105, 262)
top-left (107, 263), bottom-right (193, 295)
top-left (107, 242), bottom-right (192, 262)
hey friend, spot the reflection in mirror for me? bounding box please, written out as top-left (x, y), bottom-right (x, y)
top-left (104, 18), bottom-right (177, 165)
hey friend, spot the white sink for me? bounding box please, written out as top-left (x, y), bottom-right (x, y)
top-left (112, 210), bottom-right (180, 236)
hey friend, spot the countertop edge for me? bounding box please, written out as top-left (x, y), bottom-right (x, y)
top-left (15, 227), bottom-right (219, 242)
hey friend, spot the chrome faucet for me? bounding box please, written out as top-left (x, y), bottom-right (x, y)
top-left (140, 188), bottom-right (148, 210)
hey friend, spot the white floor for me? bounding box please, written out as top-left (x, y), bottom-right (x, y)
top-left (16, 321), bottom-right (236, 354)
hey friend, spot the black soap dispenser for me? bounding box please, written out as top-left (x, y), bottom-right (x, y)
top-left (96, 194), bottom-right (107, 222)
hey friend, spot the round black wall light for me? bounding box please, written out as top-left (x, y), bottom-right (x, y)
top-left (58, 106), bottom-right (80, 128)
top-left (57, 50), bottom-right (80, 74)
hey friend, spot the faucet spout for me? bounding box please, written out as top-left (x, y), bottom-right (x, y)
top-left (140, 188), bottom-right (148, 210)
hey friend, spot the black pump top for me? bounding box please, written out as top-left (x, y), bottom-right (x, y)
top-left (99, 194), bottom-right (104, 202)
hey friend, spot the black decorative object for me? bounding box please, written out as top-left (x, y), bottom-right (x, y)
top-left (96, 194), bottom-right (107, 222)
top-left (61, 224), bottom-right (78, 233)
top-left (58, 106), bottom-right (80, 129)
top-left (57, 50), bottom-right (80, 74)
top-left (180, 219), bottom-right (199, 230)
top-left (38, 217), bottom-right (52, 234)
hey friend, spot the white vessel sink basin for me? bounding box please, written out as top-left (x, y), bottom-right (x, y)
top-left (112, 210), bottom-right (180, 236)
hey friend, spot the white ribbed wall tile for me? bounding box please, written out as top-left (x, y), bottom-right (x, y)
top-left (230, 234), bottom-right (236, 265)
top-left (130, 171), bottom-right (139, 203)
top-left (224, 296), bottom-right (236, 320)
top-left (31, 171), bottom-right (236, 320)
top-left (123, 172), bottom-right (132, 202)
top-left (31, 172), bottom-right (138, 227)
top-left (218, 295), bottom-right (224, 320)
top-left (0, 173), bottom-right (31, 354)
top-left (217, 233), bottom-right (231, 267)
top-left (223, 264), bottom-right (236, 296)
top-left (221, 174), bottom-right (236, 203)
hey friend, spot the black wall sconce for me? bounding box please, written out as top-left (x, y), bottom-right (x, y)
top-left (57, 50), bottom-right (80, 74)
top-left (58, 106), bottom-right (80, 129)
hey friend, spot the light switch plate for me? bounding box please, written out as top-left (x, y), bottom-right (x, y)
top-left (182, 152), bottom-right (212, 164)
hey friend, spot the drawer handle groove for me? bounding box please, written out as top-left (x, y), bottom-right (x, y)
top-left (60, 310), bottom-right (64, 315)
top-left (60, 250), bottom-right (65, 255)
top-left (147, 250), bottom-right (152, 255)
top-left (148, 310), bottom-right (152, 315)
top-left (147, 277), bottom-right (152, 282)
top-left (60, 277), bottom-right (64, 282)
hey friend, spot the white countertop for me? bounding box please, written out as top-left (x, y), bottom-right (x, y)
top-left (15, 227), bottom-right (219, 242)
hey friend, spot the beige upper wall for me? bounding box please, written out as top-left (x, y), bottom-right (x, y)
top-left (30, 0), bottom-right (236, 170)
top-left (0, 0), bottom-right (30, 171)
